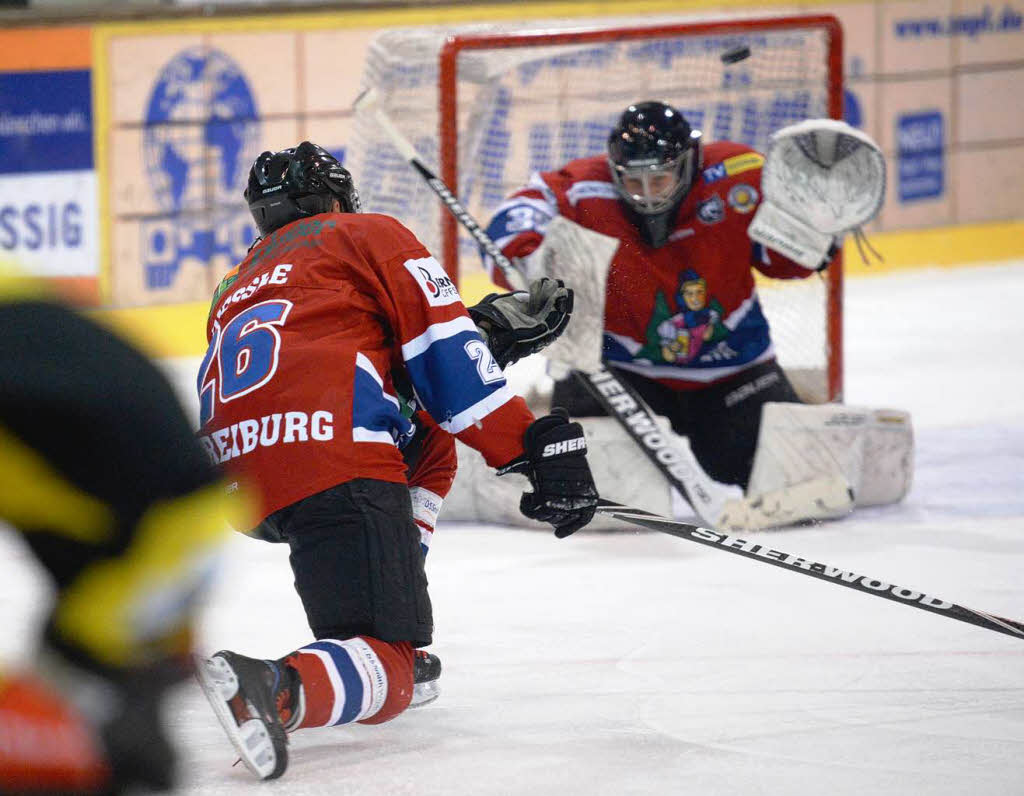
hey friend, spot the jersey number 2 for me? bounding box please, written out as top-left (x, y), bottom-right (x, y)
top-left (198, 300), bottom-right (293, 426)
top-left (464, 338), bottom-right (503, 385)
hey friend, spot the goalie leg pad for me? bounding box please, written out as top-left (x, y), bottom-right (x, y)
top-left (747, 402), bottom-right (913, 509)
top-left (717, 474), bottom-right (854, 532)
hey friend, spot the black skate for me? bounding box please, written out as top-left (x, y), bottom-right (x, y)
top-left (194, 650), bottom-right (298, 780)
top-left (411, 650), bottom-right (442, 708)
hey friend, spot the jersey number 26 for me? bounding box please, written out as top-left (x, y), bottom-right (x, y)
top-left (197, 300), bottom-right (292, 426)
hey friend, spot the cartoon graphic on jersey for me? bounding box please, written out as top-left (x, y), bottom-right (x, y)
top-left (637, 270), bottom-right (728, 365)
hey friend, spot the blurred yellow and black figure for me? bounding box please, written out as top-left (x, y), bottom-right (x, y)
top-left (0, 265), bottom-right (250, 794)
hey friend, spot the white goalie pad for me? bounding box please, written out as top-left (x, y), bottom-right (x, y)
top-left (748, 119), bottom-right (886, 269)
top-left (442, 415), bottom-right (691, 531)
top-left (442, 410), bottom-right (864, 533)
top-left (747, 402), bottom-right (914, 509)
top-left (523, 216), bottom-right (619, 376)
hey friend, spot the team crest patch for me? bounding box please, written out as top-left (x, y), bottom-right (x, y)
top-left (404, 256), bottom-right (460, 306)
top-left (727, 183), bottom-right (759, 214)
top-left (697, 194), bottom-right (725, 225)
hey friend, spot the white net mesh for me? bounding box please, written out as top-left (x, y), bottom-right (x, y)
top-left (350, 15), bottom-right (841, 401)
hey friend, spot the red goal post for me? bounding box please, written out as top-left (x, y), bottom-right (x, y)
top-left (435, 15), bottom-right (845, 402)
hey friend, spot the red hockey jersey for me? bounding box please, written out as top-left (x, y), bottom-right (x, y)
top-left (483, 141), bottom-right (814, 390)
top-left (199, 212), bottom-right (533, 522)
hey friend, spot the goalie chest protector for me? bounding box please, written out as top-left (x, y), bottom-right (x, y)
top-left (491, 142), bottom-right (814, 390)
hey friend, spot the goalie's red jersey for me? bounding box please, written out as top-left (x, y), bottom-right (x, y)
top-left (199, 212), bottom-right (532, 522)
top-left (483, 141), bottom-right (813, 390)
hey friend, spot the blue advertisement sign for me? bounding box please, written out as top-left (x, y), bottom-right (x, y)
top-left (0, 68), bottom-right (96, 275)
top-left (0, 70), bottom-right (92, 175)
top-left (897, 111), bottom-right (944, 203)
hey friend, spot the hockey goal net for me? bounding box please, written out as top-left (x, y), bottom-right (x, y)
top-left (351, 14), bottom-right (844, 402)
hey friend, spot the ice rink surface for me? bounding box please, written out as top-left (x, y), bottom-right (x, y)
top-left (3, 262), bottom-right (1023, 794)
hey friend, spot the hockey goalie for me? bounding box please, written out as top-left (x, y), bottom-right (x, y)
top-left (444, 104), bottom-right (913, 532)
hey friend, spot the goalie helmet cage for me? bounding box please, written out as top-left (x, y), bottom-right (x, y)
top-left (352, 13), bottom-right (844, 402)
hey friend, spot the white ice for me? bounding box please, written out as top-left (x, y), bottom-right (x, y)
top-left (2, 263), bottom-right (1023, 795)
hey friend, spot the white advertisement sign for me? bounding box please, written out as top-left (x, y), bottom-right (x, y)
top-left (0, 171), bottom-right (99, 276)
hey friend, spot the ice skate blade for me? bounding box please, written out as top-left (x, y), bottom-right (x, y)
top-left (194, 655), bottom-right (284, 780)
top-left (410, 679), bottom-right (440, 708)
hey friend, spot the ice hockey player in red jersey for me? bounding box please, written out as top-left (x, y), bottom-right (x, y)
top-left (194, 142), bottom-right (597, 780)
top-left (483, 101), bottom-right (838, 491)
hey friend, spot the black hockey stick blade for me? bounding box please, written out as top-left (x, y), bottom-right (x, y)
top-left (597, 499), bottom-right (1024, 641)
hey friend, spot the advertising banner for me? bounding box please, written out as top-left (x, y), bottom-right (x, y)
top-left (0, 28), bottom-right (98, 298)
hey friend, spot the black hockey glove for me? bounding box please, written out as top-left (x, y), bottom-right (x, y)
top-left (468, 277), bottom-right (573, 369)
top-left (499, 408), bottom-right (598, 537)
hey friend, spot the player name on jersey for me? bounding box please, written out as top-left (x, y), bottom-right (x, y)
top-left (199, 410), bottom-right (334, 465)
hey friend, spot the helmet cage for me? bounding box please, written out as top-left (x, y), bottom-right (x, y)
top-left (610, 144), bottom-right (699, 216)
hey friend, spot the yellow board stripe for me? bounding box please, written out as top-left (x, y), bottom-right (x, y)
top-left (844, 220), bottom-right (1024, 276)
top-left (0, 266), bottom-right (49, 302)
top-left (91, 24), bottom-right (112, 305)
top-left (89, 300), bottom-right (211, 359)
top-left (90, 0), bottom-right (844, 37)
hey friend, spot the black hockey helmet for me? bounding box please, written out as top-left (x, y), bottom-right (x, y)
top-left (245, 141), bottom-right (360, 237)
top-left (607, 101), bottom-right (702, 247)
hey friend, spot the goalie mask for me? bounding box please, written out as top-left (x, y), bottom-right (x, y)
top-left (607, 101), bottom-right (702, 248)
top-left (245, 141), bottom-right (361, 238)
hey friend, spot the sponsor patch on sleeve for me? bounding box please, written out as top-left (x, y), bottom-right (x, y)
top-left (403, 256), bottom-right (461, 307)
top-left (702, 152), bottom-right (764, 184)
top-left (723, 152), bottom-right (764, 177)
top-left (702, 163), bottom-right (728, 184)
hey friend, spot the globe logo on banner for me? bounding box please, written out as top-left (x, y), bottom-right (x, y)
top-left (141, 48), bottom-right (260, 290)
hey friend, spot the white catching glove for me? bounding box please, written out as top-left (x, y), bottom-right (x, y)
top-left (748, 119), bottom-right (886, 270)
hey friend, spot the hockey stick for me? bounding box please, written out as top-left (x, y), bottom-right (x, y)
top-left (597, 499), bottom-right (1024, 641)
top-left (354, 87), bottom-right (756, 530)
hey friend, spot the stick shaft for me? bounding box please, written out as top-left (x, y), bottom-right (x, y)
top-left (597, 500), bottom-right (1024, 641)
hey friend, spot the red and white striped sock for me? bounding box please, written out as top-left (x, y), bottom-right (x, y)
top-left (283, 636), bottom-right (414, 730)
